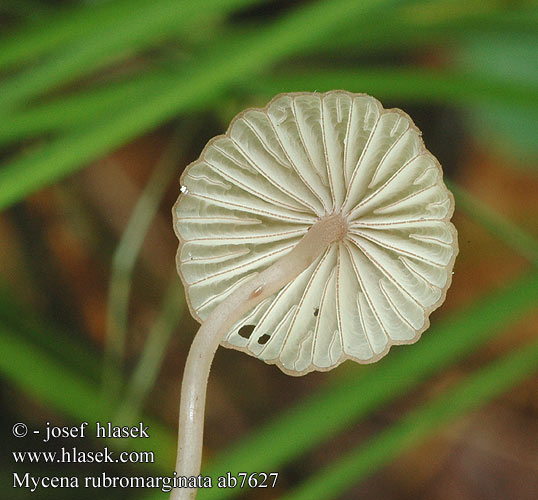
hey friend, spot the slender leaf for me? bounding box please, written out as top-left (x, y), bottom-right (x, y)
top-left (0, 0), bottom-right (260, 112)
top-left (117, 278), bottom-right (185, 421)
top-left (447, 180), bottom-right (538, 267)
top-left (4, 63), bottom-right (538, 149)
top-left (103, 130), bottom-right (185, 403)
top-left (1, 0), bottom-right (151, 71)
top-left (0, 0), bottom-right (404, 211)
top-left (5, 2), bottom-right (535, 148)
top-left (0, 68), bottom-right (174, 146)
top-left (0, 318), bottom-right (177, 468)
top-left (245, 68), bottom-right (538, 110)
top-left (281, 337), bottom-right (538, 500)
top-left (456, 31), bottom-right (538, 164)
top-left (0, 284), bottom-right (101, 382)
top-left (322, 3), bottom-right (538, 53)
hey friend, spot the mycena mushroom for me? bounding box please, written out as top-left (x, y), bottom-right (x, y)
top-left (171, 91), bottom-right (458, 499)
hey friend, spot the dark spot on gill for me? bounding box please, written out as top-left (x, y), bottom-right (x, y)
top-left (238, 324), bottom-right (256, 339)
top-left (313, 307), bottom-right (319, 317)
top-left (257, 334), bottom-right (271, 345)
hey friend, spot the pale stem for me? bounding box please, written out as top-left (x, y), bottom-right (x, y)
top-left (170, 213), bottom-right (347, 500)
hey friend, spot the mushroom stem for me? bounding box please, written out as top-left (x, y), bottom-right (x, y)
top-left (171, 213), bottom-right (347, 500)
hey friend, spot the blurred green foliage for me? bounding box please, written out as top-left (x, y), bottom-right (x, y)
top-left (1, 1), bottom-right (537, 499)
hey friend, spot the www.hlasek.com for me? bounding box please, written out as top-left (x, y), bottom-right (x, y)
top-left (11, 421), bottom-right (278, 492)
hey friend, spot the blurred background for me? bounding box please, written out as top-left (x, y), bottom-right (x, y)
top-left (1, 0), bottom-right (537, 499)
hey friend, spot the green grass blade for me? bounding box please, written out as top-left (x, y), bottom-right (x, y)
top-left (0, 284), bottom-right (101, 382)
top-left (102, 130), bottom-right (185, 403)
top-left (117, 277), bottom-right (185, 421)
top-left (245, 68), bottom-right (538, 110)
top-left (0, 0), bottom-right (259, 112)
top-left (447, 180), bottom-right (538, 267)
top-left (280, 337), bottom-right (538, 500)
top-left (0, 0), bottom-right (404, 211)
top-left (4, 63), bottom-right (537, 148)
top-left (322, 3), bottom-right (538, 54)
top-left (0, 316), bottom-right (177, 467)
top-left (2, 4), bottom-right (535, 148)
top-left (0, 68), bottom-right (174, 147)
top-left (1, 319), bottom-right (109, 420)
top-left (1, 0), bottom-right (153, 71)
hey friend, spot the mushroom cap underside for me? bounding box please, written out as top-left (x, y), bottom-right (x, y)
top-left (173, 90), bottom-right (458, 376)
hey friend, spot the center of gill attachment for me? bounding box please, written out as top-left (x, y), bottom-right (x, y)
top-left (246, 213), bottom-right (347, 302)
top-left (318, 212), bottom-right (348, 245)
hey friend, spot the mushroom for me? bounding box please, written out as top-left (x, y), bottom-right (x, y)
top-left (171, 91), bottom-right (458, 499)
